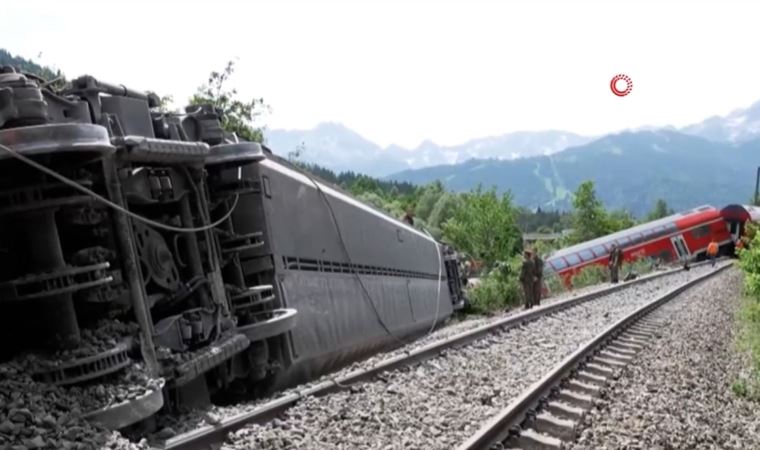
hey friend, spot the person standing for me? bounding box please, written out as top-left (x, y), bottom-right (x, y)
top-left (707, 239), bottom-right (719, 267)
top-left (520, 250), bottom-right (535, 309)
top-left (608, 244), bottom-right (623, 283)
top-left (532, 252), bottom-right (544, 307)
top-left (401, 206), bottom-right (415, 226)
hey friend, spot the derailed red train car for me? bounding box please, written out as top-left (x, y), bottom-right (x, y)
top-left (544, 204), bottom-right (760, 285)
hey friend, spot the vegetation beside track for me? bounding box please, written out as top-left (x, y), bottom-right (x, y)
top-left (736, 222), bottom-right (760, 398)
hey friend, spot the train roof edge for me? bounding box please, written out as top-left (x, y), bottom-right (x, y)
top-left (258, 143), bottom-right (440, 245)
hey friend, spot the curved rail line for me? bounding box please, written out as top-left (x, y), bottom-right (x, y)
top-left (456, 261), bottom-right (732, 450)
top-left (156, 262), bottom-right (717, 450)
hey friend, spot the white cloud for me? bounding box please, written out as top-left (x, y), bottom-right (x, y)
top-left (1, 0), bottom-right (759, 148)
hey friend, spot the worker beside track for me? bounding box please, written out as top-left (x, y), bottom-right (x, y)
top-left (707, 239), bottom-right (719, 267)
top-left (520, 250), bottom-right (536, 309)
top-left (401, 206), bottom-right (415, 226)
top-left (608, 243), bottom-right (623, 284)
top-left (533, 252), bottom-right (544, 307)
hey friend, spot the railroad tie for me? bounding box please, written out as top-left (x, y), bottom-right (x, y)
top-left (623, 329), bottom-right (653, 340)
top-left (605, 344), bottom-right (637, 356)
top-left (512, 428), bottom-right (564, 450)
top-left (599, 349), bottom-right (634, 363)
top-left (583, 361), bottom-right (615, 378)
top-left (533, 412), bottom-right (577, 441)
top-left (617, 335), bottom-right (648, 348)
top-left (576, 370), bottom-right (607, 386)
top-left (556, 389), bottom-right (594, 409)
top-left (545, 400), bottom-right (586, 421)
top-left (631, 323), bottom-right (661, 334)
top-left (592, 355), bottom-right (627, 368)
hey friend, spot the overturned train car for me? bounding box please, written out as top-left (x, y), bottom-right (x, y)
top-left (0, 66), bottom-right (466, 427)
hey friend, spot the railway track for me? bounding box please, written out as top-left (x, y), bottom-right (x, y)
top-left (154, 262), bottom-right (720, 450)
top-left (458, 261), bottom-right (732, 450)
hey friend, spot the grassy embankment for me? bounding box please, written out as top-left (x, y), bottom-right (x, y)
top-left (735, 223), bottom-right (760, 398)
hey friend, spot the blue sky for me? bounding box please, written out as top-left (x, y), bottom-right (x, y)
top-left (3, 0), bottom-right (760, 148)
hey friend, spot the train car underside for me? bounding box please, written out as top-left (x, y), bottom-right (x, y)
top-left (0, 67), bottom-right (464, 434)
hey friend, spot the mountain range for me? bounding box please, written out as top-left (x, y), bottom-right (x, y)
top-left (265, 125), bottom-right (592, 177)
top-left (265, 100), bottom-right (760, 216)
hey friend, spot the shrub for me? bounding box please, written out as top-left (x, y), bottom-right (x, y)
top-left (464, 256), bottom-right (522, 314)
top-left (570, 264), bottom-right (608, 289)
top-left (543, 273), bottom-right (567, 296)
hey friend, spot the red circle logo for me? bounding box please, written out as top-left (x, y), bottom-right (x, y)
top-left (610, 74), bottom-right (633, 97)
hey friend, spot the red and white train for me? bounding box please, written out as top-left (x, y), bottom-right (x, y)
top-left (544, 204), bottom-right (760, 284)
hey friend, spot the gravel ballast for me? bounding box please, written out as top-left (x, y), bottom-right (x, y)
top-left (0, 318), bottom-right (160, 450)
top-left (570, 266), bottom-right (760, 449)
top-left (218, 265), bottom-right (715, 449)
top-left (153, 267), bottom-right (680, 438)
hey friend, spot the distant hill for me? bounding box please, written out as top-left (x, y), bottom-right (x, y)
top-left (265, 123), bottom-right (591, 177)
top-left (681, 99), bottom-right (760, 143)
top-left (386, 130), bottom-right (759, 217)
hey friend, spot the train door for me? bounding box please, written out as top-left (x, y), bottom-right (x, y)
top-left (670, 235), bottom-right (690, 262)
top-left (728, 220), bottom-right (741, 242)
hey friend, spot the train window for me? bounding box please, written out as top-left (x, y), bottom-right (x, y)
top-left (665, 223), bottom-right (678, 232)
top-left (591, 245), bottom-right (607, 256)
top-left (579, 249), bottom-right (595, 261)
top-left (630, 233), bottom-right (643, 245)
top-left (617, 236), bottom-right (631, 246)
top-left (262, 176), bottom-right (272, 198)
top-left (549, 258), bottom-right (568, 270)
top-left (565, 254), bottom-right (581, 265)
top-left (690, 224), bottom-right (711, 239)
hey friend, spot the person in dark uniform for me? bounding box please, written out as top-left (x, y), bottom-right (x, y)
top-left (532, 252), bottom-right (544, 307)
top-left (520, 250), bottom-right (536, 309)
top-left (401, 207), bottom-right (415, 226)
top-left (608, 244), bottom-right (623, 283)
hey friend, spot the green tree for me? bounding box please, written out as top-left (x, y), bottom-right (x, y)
top-left (190, 59), bottom-right (268, 143)
top-left (606, 209), bottom-right (636, 232)
top-left (443, 186), bottom-right (522, 268)
top-left (567, 181), bottom-right (608, 244)
top-left (289, 141), bottom-right (306, 162)
top-left (646, 199), bottom-right (674, 221)
top-left (415, 181), bottom-right (445, 221)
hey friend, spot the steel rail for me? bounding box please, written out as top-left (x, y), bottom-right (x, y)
top-left (157, 261), bottom-right (716, 450)
top-left (456, 261), bottom-right (732, 450)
